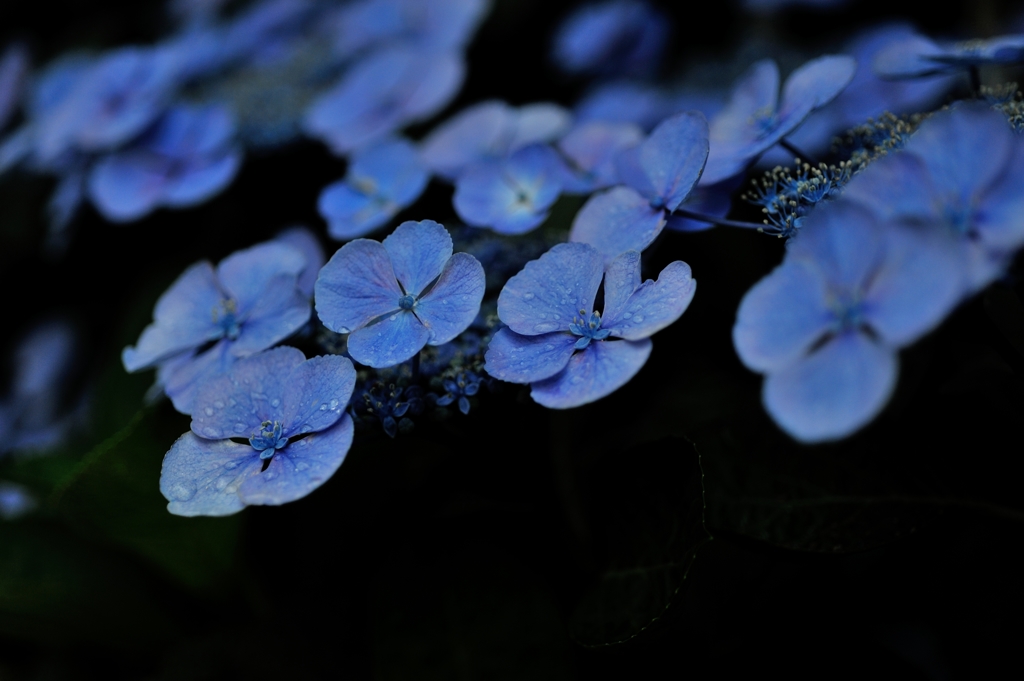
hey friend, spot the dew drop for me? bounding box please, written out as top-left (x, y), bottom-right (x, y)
top-left (329, 399), bottom-right (340, 410)
top-left (203, 426), bottom-right (219, 438)
top-left (214, 400), bottom-right (225, 409)
top-left (271, 398), bottom-right (280, 408)
top-left (295, 462), bottom-right (310, 472)
top-left (168, 481), bottom-right (196, 501)
top-left (319, 403), bottom-right (328, 411)
top-left (338, 326), bottom-right (351, 334)
top-left (633, 315), bottom-right (644, 322)
top-left (623, 312), bottom-right (632, 319)
top-left (215, 478), bottom-right (229, 491)
top-left (523, 293), bottom-right (535, 300)
top-left (233, 422), bottom-right (246, 433)
top-left (389, 314), bottom-right (397, 321)
top-left (204, 407), bottom-right (214, 416)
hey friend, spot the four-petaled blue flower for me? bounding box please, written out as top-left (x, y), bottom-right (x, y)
top-left (315, 219), bottom-right (486, 368)
top-left (485, 243), bottom-right (695, 408)
top-left (570, 111), bottom-right (709, 262)
top-left (123, 239), bottom-right (312, 413)
top-left (87, 103), bottom-right (242, 223)
top-left (453, 143), bottom-right (566, 235)
top-left (841, 103), bottom-right (1024, 292)
top-left (318, 137), bottom-right (428, 240)
top-left (733, 199), bottom-right (963, 443)
top-left (160, 346), bottom-right (356, 516)
top-left (303, 45), bottom-right (465, 155)
top-left (701, 55), bottom-right (856, 185)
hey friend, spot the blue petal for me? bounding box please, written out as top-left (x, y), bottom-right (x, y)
top-left (237, 415), bottom-right (353, 507)
top-left (497, 242), bottom-right (604, 336)
top-left (419, 100), bottom-right (512, 179)
top-left (779, 55), bottom-right (857, 117)
top-left (558, 121), bottom-right (644, 193)
top-left (613, 143), bottom-right (655, 196)
top-left (506, 103), bottom-right (572, 151)
top-left (603, 261), bottom-right (696, 340)
top-left (351, 137), bottom-right (429, 205)
top-left (834, 152), bottom-right (935, 222)
top-left (303, 46), bottom-right (465, 154)
top-left (569, 186), bottom-right (666, 263)
top-left (708, 59), bottom-right (779, 148)
top-left (382, 219), bottom-right (453, 296)
top-left (161, 433), bottom-right (260, 517)
top-left (274, 226), bottom-right (325, 298)
top-left (87, 152), bottom-right (168, 222)
top-left (873, 35), bottom-right (949, 78)
top-left (162, 148), bottom-right (242, 208)
top-left (281, 354), bottom-right (356, 438)
top-left (763, 331), bottom-right (897, 444)
top-left (147, 104), bottom-right (236, 158)
top-left (639, 111), bottom-right (709, 211)
top-left (484, 328), bottom-right (577, 383)
top-left (601, 250), bottom-right (642, 325)
top-left (231, 274), bottom-right (310, 357)
top-left (163, 339), bottom-right (234, 414)
top-left (862, 225), bottom-right (964, 347)
top-left (319, 181), bottom-right (393, 239)
top-left (190, 346), bottom-right (305, 437)
top-left (416, 252), bottom-right (486, 345)
top-left (217, 241), bottom-right (306, 317)
top-left (787, 199), bottom-right (885, 292)
top-left (666, 175), bottom-right (742, 232)
top-left (733, 258), bottom-right (833, 374)
top-left (315, 239), bottom-right (403, 334)
top-left (531, 339), bottom-right (652, 409)
top-left (122, 261), bottom-right (222, 372)
top-left (975, 136), bottom-right (1024, 253)
top-left (574, 80), bottom-right (673, 130)
top-left (347, 309), bottom-right (430, 368)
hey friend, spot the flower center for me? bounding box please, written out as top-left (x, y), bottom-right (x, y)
top-left (751, 106), bottom-right (778, 137)
top-left (213, 298), bottom-right (241, 340)
top-left (942, 198), bottom-right (976, 238)
top-left (249, 420), bottom-right (289, 460)
top-left (569, 309), bottom-right (611, 349)
top-left (398, 294), bottom-right (417, 311)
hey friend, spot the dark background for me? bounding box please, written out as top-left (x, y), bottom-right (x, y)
top-left (2, 1), bottom-right (1023, 678)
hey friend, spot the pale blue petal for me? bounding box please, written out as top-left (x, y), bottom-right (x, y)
top-left (382, 219), bottom-right (453, 296)
top-left (873, 35), bottom-right (948, 78)
top-left (601, 251), bottom-right (642, 325)
top-left (531, 339), bottom-right (652, 409)
top-left (87, 152), bottom-right (167, 223)
top-left (319, 182), bottom-right (393, 239)
top-left (163, 340), bottom-right (234, 414)
top-left (315, 239), bottom-right (403, 333)
top-left (838, 152), bottom-right (935, 222)
top-left (779, 55), bottom-right (857, 116)
top-left (419, 100), bottom-right (512, 179)
top-left (975, 136), bottom-right (1024, 252)
top-left (484, 328), bottom-right (577, 383)
top-left (639, 111), bottom-right (709, 211)
top-left (506, 103), bottom-right (572, 150)
top-left (122, 261), bottom-right (222, 372)
top-left (497, 242), bottom-right (604, 336)
top-left (161, 433), bottom-right (259, 517)
top-left (788, 199), bottom-right (885, 292)
top-left (708, 60), bottom-right (779, 147)
top-left (231, 275), bottom-right (310, 356)
top-left (603, 261), bottom-right (696, 340)
top-left (763, 331), bottom-right (897, 444)
top-left (162, 148), bottom-right (242, 208)
top-left (217, 242), bottom-right (306, 316)
top-left (733, 259), bottom-right (833, 374)
top-left (558, 121), bottom-right (644, 192)
top-left (190, 346), bottom-right (305, 437)
top-left (613, 143), bottom-right (655, 197)
top-left (574, 80), bottom-right (672, 130)
top-left (148, 104), bottom-right (235, 158)
top-left (347, 309), bottom-right (429, 368)
top-left (569, 186), bottom-right (666, 264)
top-left (275, 226), bottom-right (325, 298)
top-left (416, 253), bottom-right (485, 345)
top-left (238, 415), bottom-right (353, 507)
top-left (666, 176), bottom-right (742, 232)
top-left (862, 225), bottom-right (964, 347)
top-left (281, 354), bottom-right (356, 437)
top-left (349, 137), bottom-right (429, 204)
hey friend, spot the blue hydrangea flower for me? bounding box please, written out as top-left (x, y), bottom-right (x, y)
top-left (0, 481), bottom-right (36, 520)
top-left (124, 240), bottom-right (311, 413)
top-left (331, 0), bottom-right (490, 58)
top-left (569, 111), bottom-right (708, 261)
top-left (34, 46), bottom-right (181, 164)
top-left (453, 144), bottom-right (566, 235)
top-left (303, 45), bottom-right (465, 155)
top-left (558, 121), bottom-right (644, 193)
top-left (160, 347), bottom-right (356, 517)
top-left (435, 369), bottom-right (485, 415)
top-left (733, 199), bottom-right (963, 443)
top-left (485, 243), bottom-right (695, 408)
top-left (419, 100), bottom-right (571, 181)
top-left (87, 103), bottom-right (241, 223)
top-left (315, 219), bottom-right (486, 368)
top-left (318, 137), bottom-right (428, 240)
top-left (841, 103), bottom-right (1024, 292)
top-left (552, 0), bottom-right (669, 78)
top-left (352, 381), bottom-right (422, 437)
top-left (701, 55), bottom-right (856, 185)
top-left (874, 32), bottom-right (1024, 79)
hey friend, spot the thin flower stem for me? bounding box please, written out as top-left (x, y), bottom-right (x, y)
top-left (672, 207), bottom-right (767, 230)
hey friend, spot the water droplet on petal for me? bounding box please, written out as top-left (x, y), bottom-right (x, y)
top-left (319, 403), bottom-right (328, 411)
top-left (168, 481), bottom-right (196, 501)
top-left (338, 326), bottom-right (351, 334)
top-left (215, 478), bottom-right (228, 491)
top-left (233, 422), bottom-right (246, 433)
top-left (524, 293), bottom-right (535, 300)
top-left (329, 399), bottom-right (339, 410)
top-left (204, 407), bottom-right (214, 416)
top-left (623, 312), bottom-right (632, 319)
top-left (271, 398), bottom-right (280, 408)
top-left (203, 426), bottom-right (219, 438)
top-left (214, 400), bottom-right (224, 409)
top-left (295, 462), bottom-right (310, 472)
top-left (633, 315), bottom-right (644, 322)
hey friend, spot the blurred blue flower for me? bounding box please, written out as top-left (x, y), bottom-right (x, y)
top-left (0, 43), bottom-right (29, 133)
top-left (569, 111), bottom-right (708, 261)
top-left (842, 103), bottom-right (1024, 292)
top-left (303, 45), bottom-right (465, 155)
top-left (874, 32), bottom-right (1024, 79)
top-left (552, 0), bottom-right (669, 78)
top-left (330, 0), bottom-right (491, 59)
top-left (87, 103), bottom-right (242, 223)
top-left (574, 80), bottom-right (674, 130)
top-left (124, 240), bottom-right (311, 413)
top-left (419, 100), bottom-right (571, 180)
top-left (557, 120), bottom-right (644, 193)
top-left (0, 481), bottom-right (37, 521)
top-left (161, 346), bottom-right (355, 516)
top-left (485, 244), bottom-right (695, 408)
top-left (453, 143), bottom-right (565, 234)
top-left (315, 219), bottom-right (486, 368)
top-left (318, 137), bottom-right (428, 240)
top-left (274, 226), bottom-right (325, 298)
top-left (701, 55), bottom-right (856, 185)
top-left (733, 199), bottom-right (963, 443)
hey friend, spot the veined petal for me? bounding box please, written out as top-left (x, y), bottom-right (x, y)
top-left (484, 328), bottom-right (577, 383)
top-left (281, 354), bottom-right (356, 438)
top-left (604, 261), bottom-right (696, 340)
top-left (162, 148), bottom-right (242, 208)
top-left (382, 219), bottom-right (453, 296)
top-left (530, 338), bottom-right (652, 409)
top-left (231, 275), bottom-right (310, 357)
top-left (217, 242), bottom-right (306, 316)
top-left (315, 239), bottom-right (403, 334)
top-left (639, 111), bottom-right (708, 211)
top-left (569, 186), bottom-right (666, 264)
top-left (601, 250), bottom-right (642, 324)
top-left (416, 252), bottom-right (486, 345)
top-left (160, 433), bottom-right (261, 517)
top-left (347, 309), bottom-right (430, 368)
top-left (780, 54), bottom-right (857, 116)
